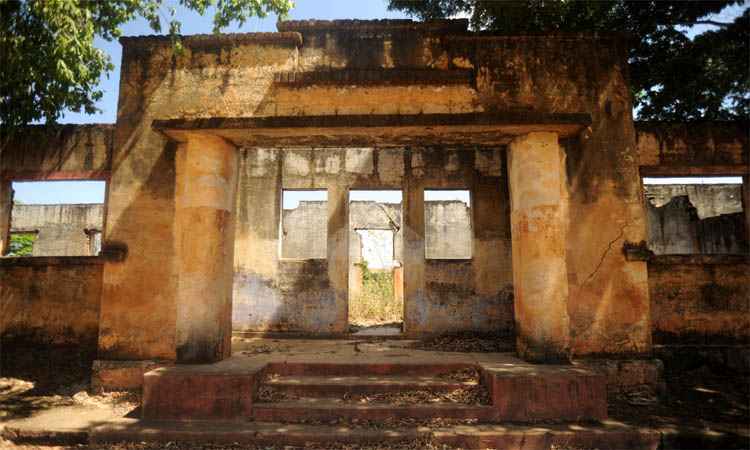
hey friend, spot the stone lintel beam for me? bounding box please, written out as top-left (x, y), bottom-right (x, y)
top-left (153, 112), bottom-right (590, 148)
top-left (508, 131), bottom-right (571, 364)
top-left (174, 133), bottom-right (239, 364)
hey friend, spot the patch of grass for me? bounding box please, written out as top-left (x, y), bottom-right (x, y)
top-left (349, 263), bottom-right (402, 326)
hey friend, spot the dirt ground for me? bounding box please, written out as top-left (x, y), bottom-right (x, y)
top-left (1, 339), bottom-right (748, 450)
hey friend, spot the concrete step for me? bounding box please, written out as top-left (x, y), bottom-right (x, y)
top-left (251, 400), bottom-right (496, 422)
top-left (266, 361), bottom-right (475, 376)
top-left (263, 374), bottom-right (476, 397)
top-left (90, 418), bottom-right (661, 450)
top-left (141, 359), bottom-right (608, 423)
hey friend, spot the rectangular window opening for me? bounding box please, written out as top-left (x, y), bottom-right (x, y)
top-left (348, 190), bottom-right (404, 336)
top-left (280, 189), bottom-right (328, 259)
top-left (424, 189), bottom-right (472, 260)
top-left (643, 176), bottom-right (747, 255)
top-left (4, 181), bottom-right (106, 257)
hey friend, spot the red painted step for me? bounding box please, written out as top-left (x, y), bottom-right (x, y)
top-left (266, 362), bottom-right (476, 376)
top-left (251, 400), bottom-right (496, 422)
top-left (90, 418), bottom-right (661, 450)
top-left (264, 374), bottom-right (477, 397)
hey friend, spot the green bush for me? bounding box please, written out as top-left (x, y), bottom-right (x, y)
top-left (7, 233), bottom-right (36, 256)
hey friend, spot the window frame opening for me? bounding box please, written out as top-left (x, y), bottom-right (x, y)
top-left (642, 176), bottom-right (747, 256)
top-left (3, 180), bottom-right (107, 258)
top-left (423, 188), bottom-right (473, 260)
top-left (279, 188), bottom-right (329, 260)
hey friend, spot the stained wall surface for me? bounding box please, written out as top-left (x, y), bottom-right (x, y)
top-left (282, 200), bottom-right (327, 259)
top-left (0, 126), bottom-right (109, 350)
top-left (635, 122), bottom-right (748, 168)
top-left (636, 122), bottom-right (749, 350)
top-left (87, 20), bottom-right (651, 358)
top-left (648, 256), bottom-right (750, 345)
top-left (0, 125), bottom-right (113, 180)
top-left (1, 124), bottom-right (112, 257)
top-left (10, 204), bottom-right (104, 256)
top-left (232, 146), bottom-right (511, 335)
top-left (0, 257), bottom-right (103, 346)
top-left (644, 185), bottom-right (747, 255)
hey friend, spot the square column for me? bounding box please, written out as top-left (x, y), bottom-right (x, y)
top-left (508, 132), bottom-right (571, 363)
top-left (402, 178), bottom-right (425, 335)
top-left (174, 133), bottom-right (239, 363)
top-left (327, 184), bottom-right (350, 332)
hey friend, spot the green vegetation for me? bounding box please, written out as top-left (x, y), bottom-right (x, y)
top-left (7, 233), bottom-right (36, 256)
top-left (1, 0), bottom-right (293, 129)
top-left (349, 262), bottom-right (403, 326)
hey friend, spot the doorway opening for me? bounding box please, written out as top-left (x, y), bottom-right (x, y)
top-left (348, 190), bottom-right (404, 336)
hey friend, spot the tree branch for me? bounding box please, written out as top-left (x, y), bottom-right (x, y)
top-left (679, 20), bottom-right (732, 28)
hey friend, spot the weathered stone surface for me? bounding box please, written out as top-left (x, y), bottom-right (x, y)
top-left (636, 121), bottom-right (748, 168)
top-left (91, 359), bottom-right (167, 392)
top-left (646, 193), bottom-right (747, 255)
top-left (0, 124), bottom-right (113, 180)
top-left (508, 132), bottom-right (570, 363)
top-left (482, 363), bottom-right (608, 422)
top-left (581, 358), bottom-right (664, 395)
top-left (10, 204), bottom-right (104, 256)
top-left (174, 134), bottom-right (238, 363)
top-left (0, 257), bottom-right (102, 346)
top-left (648, 255), bottom-right (750, 345)
top-left (10, 20), bottom-right (738, 365)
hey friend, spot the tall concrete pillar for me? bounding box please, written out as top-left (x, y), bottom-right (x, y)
top-left (0, 180), bottom-right (11, 255)
top-left (327, 184), bottom-right (349, 332)
top-left (507, 132), bottom-right (571, 363)
top-left (402, 176), bottom-right (425, 334)
top-left (174, 133), bottom-right (239, 363)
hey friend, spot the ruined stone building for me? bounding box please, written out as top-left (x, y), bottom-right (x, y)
top-left (1, 19), bottom-right (748, 403)
top-left (8, 204), bottom-right (103, 256)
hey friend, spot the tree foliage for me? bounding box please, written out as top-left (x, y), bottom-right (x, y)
top-left (388, 0), bottom-right (749, 121)
top-left (0, 0), bottom-right (293, 128)
top-left (7, 233), bottom-right (36, 256)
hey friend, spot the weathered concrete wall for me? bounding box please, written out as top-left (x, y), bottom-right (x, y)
top-left (635, 122), bottom-right (748, 168)
top-left (282, 201), bottom-right (327, 259)
top-left (232, 146), bottom-right (512, 335)
top-left (424, 200), bottom-right (471, 259)
top-left (645, 184), bottom-right (743, 219)
top-left (10, 204), bottom-right (104, 256)
top-left (648, 255), bottom-right (750, 345)
top-left (0, 257), bottom-right (103, 346)
top-left (646, 195), bottom-right (747, 255)
top-left (1, 124), bottom-right (112, 259)
top-left (0, 124), bottom-right (113, 180)
top-left (637, 122), bottom-right (749, 370)
top-left (97, 20), bottom-right (648, 359)
top-left (286, 199), bottom-right (471, 262)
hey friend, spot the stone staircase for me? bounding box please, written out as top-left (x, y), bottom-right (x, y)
top-left (252, 362), bottom-right (495, 423)
top-left (88, 358), bottom-right (660, 449)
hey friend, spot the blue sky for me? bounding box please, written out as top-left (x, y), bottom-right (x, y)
top-left (14, 2), bottom-right (746, 205)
